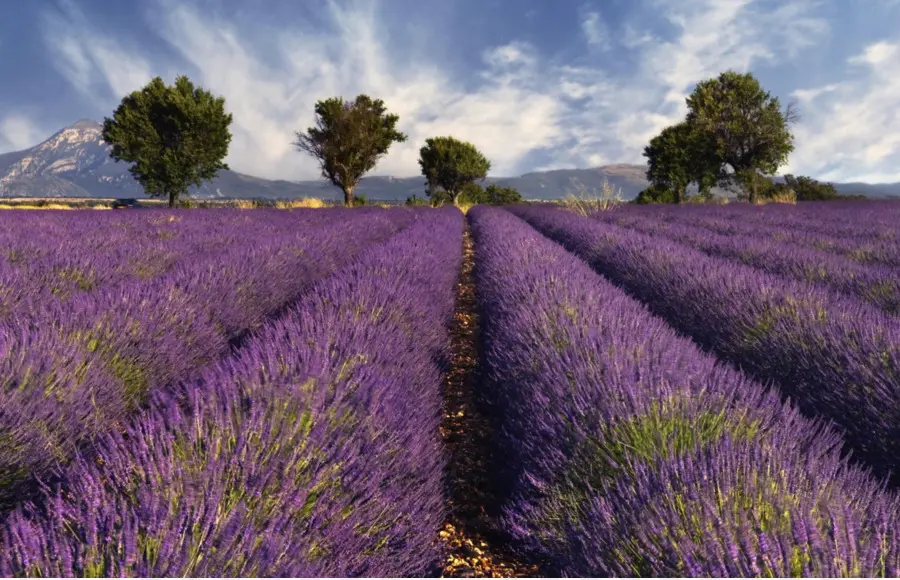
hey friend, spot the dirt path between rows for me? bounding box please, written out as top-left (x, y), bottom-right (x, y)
top-left (437, 226), bottom-right (541, 578)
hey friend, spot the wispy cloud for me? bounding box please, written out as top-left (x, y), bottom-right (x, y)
top-left (542, 0), bottom-right (830, 169)
top-left (145, 0), bottom-right (571, 178)
top-left (786, 39), bottom-right (900, 182)
top-left (37, 0), bottom-right (851, 181)
top-left (0, 115), bottom-right (45, 152)
top-left (41, 0), bottom-right (154, 102)
top-left (580, 8), bottom-right (612, 51)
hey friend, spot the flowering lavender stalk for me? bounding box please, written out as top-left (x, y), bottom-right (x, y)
top-left (0, 209), bottom-right (415, 512)
top-left (1, 207), bottom-right (463, 577)
top-left (511, 203), bottom-right (900, 483)
top-left (470, 205), bottom-right (900, 576)
top-left (600, 199), bottom-right (900, 241)
top-left (598, 204), bottom-right (900, 270)
top-left (599, 212), bottom-right (900, 315)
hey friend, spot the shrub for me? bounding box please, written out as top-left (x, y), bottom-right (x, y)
top-left (561, 178), bottom-right (623, 214)
top-left (405, 194), bottom-right (429, 207)
top-left (275, 198), bottom-right (328, 209)
top-left (634, 184), bottom-right (677, 204)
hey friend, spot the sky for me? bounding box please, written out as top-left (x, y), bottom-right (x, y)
top-left (0, 0), bottom-right (899, 183)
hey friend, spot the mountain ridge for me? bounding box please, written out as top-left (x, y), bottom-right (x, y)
top-left (0, 120), bottom-right (897, 201)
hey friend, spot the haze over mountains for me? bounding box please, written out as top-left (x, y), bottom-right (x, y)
top-left (0, 120), bottom-right (897, 201)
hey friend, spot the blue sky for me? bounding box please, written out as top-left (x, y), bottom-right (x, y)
top-left (1, 0), bottom-right (898, 182)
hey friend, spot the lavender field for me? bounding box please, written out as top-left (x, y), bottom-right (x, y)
top-left (1, 201), bottom-right (900, 577)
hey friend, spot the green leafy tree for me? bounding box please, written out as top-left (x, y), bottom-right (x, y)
top-left (783, 174), bottom-right (839, 201)
top-left (483, 184), bottom-right (522, 205)
top-left (643, 122), bottom-right (697, 203)
top-left (425, 187), bottom-right (452, 206)
top-left (405, 194), bottom-right (429, 206)
top-left (459, 181), bottom-right (487, 204)
top-left (686, 70), bottom-right (798, 203)
top-left (634, 184), bottom-right (678, 204)
top-left (418, 136), bottom-right (491, 205)
top-left (643, 121), bottom-right (720, 204)
top-left (102, 76), bottom-right (233, 208)
top-left (734, 171), bottom-right (773, 201)
top-left (425, 182), bottom-right (484, 205)
top-left (294, 95), bottom-right (407, 206)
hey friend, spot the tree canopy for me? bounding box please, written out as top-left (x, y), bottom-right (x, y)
top-left (418, 137), bottom-right (491, 205)
top-left (685, 70), bottom-right (797, 203)
top-left (783, 174), bottom-right (839, 201)
top-left (482, 184), bottom-right (522, 205)
top-left (294, 95), bottom-right (407, 206)
top-left (634, 184), bottom-right (678, 205)
top-left (102, 76), bottom-right (232, 208)
top-left (643, 122), bottom-right (718, 203)
top-left (433, 182), bottom-right (522, 205)
top-left (642, 71), bottom-right (797, 204)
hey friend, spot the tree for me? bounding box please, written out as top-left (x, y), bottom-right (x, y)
top-left (685, 71), bottom-right (798, 204)
top-left (418, 137), bottom-right (491, 205)
top-left (643, 122), bottom-right (718, 203)
top-left (425, 182), bottom-right (483, 205)
top-left (634, 184), bottom-right (677, 204)
top-left (483, 184), bottom-right (522, 205)
top-left (783, 174), bottom-right (839, 201)
top-left (427, 189), bottom-right (453, 206)
top-left (405, 194), bottom-right (429, 206)
top-left (294, 95), bottom-right (406, 206)
top-left (459, 182), bottom-right (487, 204)
top-left (102, 76), bottom-right (232, 208)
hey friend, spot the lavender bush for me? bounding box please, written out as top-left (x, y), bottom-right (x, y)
top-left (599, 203), bottom-right (900, 270)
top-left (597, 212), bottom-right (900, 315)
top-left (470, 205), bottom-right (900, 576)
top-left (0, 208), bottom-right (416, 512)
top-left (0, 207), bottom-right (464, 576)
top-left (511, 203), bottom-right (900, 483)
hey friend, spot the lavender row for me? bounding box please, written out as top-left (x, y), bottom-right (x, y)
top-left (511, 204), bottom-right (900, 482)
top-left (607, 201), bottom-right (900, 240)
top-left (469, 206), bottom-right (900, 576)
top-left (598, 212), bottom-right (900, 315)
top-left (0, 207), bottom-right (464, 577)
top-left (0, 210), bottom-right (344, 312)
top-left (0, 208), bottom-right (415, 511)
top-left (600, 206), bottom-right (900, 270)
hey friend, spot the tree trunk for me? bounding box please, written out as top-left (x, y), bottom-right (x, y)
top-left (344, 186), bottom-right (354, 207)
top-left (168, 191), bottom-right (177, 208)
top-left (452, 191), bottom-right (460, 206)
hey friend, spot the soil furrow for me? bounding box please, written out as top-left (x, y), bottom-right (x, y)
top-left (438, 226), bottom-right (540, 578)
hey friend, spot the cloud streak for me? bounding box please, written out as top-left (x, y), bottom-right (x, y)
top-left (41, 0), bottom-right (155, 102)
top-left (0, 116), bottom-right (46, 153)
top-left (33, 0), bottom-right (900, 183)
top-left (787, 39), bottom-right (900, 182)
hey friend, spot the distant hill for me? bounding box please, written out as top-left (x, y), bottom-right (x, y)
top-left (0, 119), bottom-right (896, 201)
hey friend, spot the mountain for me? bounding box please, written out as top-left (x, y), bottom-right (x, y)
top-left (0, 120), bottom-right (326, 200)
top-left (492, 164), bottom-right (654, 200)
top-left (0, 123), bottom-right (681, 200)
top-left (0, 120), bottom-right (897, 201)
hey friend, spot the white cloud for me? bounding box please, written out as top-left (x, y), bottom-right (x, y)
top-left (39, 0), bottom-right (843, 181)
top-left (0, 115), bottom-right (45, 152)
top-left (548, 0), bottom-right (830, 169)
top-left (791, 83), bottom-right (840, 103)
top-left (849, 41), bottom-right (898, 65)
top-left (581, 10), bottom-right (611, 50)
top-left (143, 0), bottom-right (571, 178)
top-left (786, 40), bottom-right (900, 181)
top-left (41, 0), bottom-right (155, 102)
